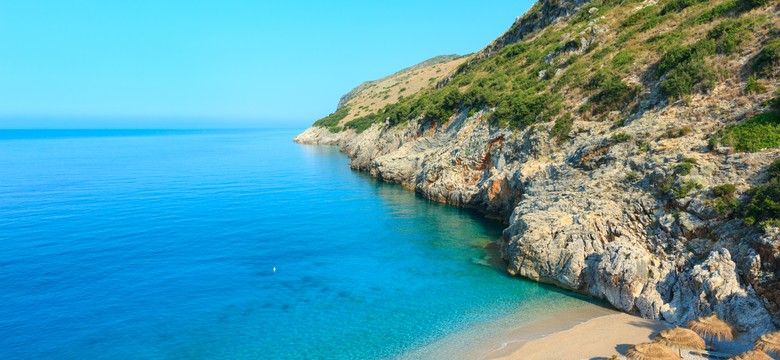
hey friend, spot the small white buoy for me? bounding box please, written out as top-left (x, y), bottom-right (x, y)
top-left (273, 266), bottom-right (276, 273)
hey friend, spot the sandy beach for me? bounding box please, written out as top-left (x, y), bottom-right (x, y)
top-left (485, 312), bottom-right (670, 360)
top-left (469, 307), bottom-right (753, 360)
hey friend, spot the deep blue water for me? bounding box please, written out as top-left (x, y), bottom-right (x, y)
top-left (0, 129), bottom-right (590, 359)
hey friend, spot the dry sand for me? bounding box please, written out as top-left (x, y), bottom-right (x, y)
top-left (484, 312), bottom-right (671, 360)
top-left (406, 299), bottom-right (752, 360)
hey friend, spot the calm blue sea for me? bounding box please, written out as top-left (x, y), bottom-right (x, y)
top-left (0, 129), bottom-right (590, 359)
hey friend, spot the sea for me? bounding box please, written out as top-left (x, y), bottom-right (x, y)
top-left (0, 128), bottom-right (596, 359)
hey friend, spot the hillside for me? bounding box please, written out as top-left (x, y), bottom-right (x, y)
top-left (312, 55), bottom-right (468, 131)
top-left (296, 0), bottom-right (780, 338)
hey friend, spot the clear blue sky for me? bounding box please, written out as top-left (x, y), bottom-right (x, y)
top-left (0, 1), bottom-right (533, 128)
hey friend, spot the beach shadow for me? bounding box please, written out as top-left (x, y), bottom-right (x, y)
top-left (626, 320), bottom-right (670, 334)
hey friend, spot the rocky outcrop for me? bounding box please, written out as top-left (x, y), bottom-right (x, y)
top-left (294, 0), bottom-right (780, 341)
top-left (295, 105), bottom-right (780, 337)
top-left (293, 126), bottom-right (355, 146)
top-left (480, 0), bottom-right (594, 58)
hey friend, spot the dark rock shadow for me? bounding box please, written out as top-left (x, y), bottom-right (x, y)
top-left (615, 343), bottom-right (633, 355)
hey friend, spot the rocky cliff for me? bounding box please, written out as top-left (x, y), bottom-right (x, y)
top-left (296, 0), bottom-right (780, 338)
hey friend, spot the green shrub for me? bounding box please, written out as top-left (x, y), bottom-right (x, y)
top-left (673, 180), bottom-right (703, 199)
top-left (657, 40), bottom-right (716, 98)
top-left (697, 0), bottom-right (769, 24)
top-left (753, 39), bottom-right (780, 77)
top-left (553, 62), bottom-right (590, 92)
top-left (344, 113), bottom-right (381, 133)
top-left (585, 72), bottom-right (637, 113)
top-left (550, 113), bottom-right (574, 144)
top-left (740, 160), bottom-right (780, 226)
top-left (675, 162), bottom-right (694, 176)
top-left (612, 50), bottom-right (636, 72)
top-left (712, 183), bottom-right (738, 215)
top-left (612, 132), bottom-right (633, 143)
top-left (661, 0), bottom-right (707, 15)
top-left (713, 183), bottom-right (737, 200)
top-left (713, 197), bottom-right (738, 214)
top-left (662, 126), bottom-right (693, 138)
top-left (640, 15), bottom-right (667, 32)
top-left (626, 171), bottom-right (641, 182)
top-left (657, 40), bottom-right (715, 74)
top-left (502, 42), bottom-right (530, 60)
top-left (713, 111), bottom-right (780, 152)
top-left (655, 175), bottom-right (675, 195)
top-left (707, 19), bottom-right (751, 55)
top-left (313, 107), bottom-right (351, 132)
top-left (622, 5), bottom-right (660, 28)
top-left (696, 0), bottom-right (739, 23)
top-left (745, 76), bottom-right (766, 94)
top-left (765, 158), bottom-right (780, 180)
top-left (741, 0), bottom-right (770, 8)
top-left (768, 91), bottom-right (780, 111)
top-left (490, 90), bottom-right (548, 128)
top-left (660, 59), bottom-right (716, 98)
top-left (591, 46), bottom-right (613, 61)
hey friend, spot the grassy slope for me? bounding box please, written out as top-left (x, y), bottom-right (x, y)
top-left (313, 55), bottom-right (468, 132)
top-left (315, 0), bottom-right (778, 138)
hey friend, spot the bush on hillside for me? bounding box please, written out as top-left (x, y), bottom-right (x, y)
top-left (657, 39), bottom-right (716, 98)
top-left (713, 111), bottom-right (780, 152)
top-left (490, 90), bottom-right (548, 128)
top-left (612, 132), bottom-right (632, 143)
top-left (622, 5), bottom-right (660, 27)
top-left (740, 159), bottom-right (780, 226)
top-left (314, 107), bottom-right (351, 132)
top-left (612, 50), bottom-right (636, 72)
top-left (753, 39), bottom-right (780, 77)
top-left (550, 113), bottom-right (574, 144)
top-left (661, 0), bottom-right (707, 15)
top-left (707, 19), bottom-right (752, 55)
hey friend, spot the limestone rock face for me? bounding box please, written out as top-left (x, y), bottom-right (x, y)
top-left (589, 241), bottom-right (650, 312)
top-left (294, 0), bottom-right (780, 339)
top-left (296, 105), bottom-right (779, 336)
top-left (293, 126), bottom-right (355, 146)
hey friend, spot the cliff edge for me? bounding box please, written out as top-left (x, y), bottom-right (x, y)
top-left (296, 0), bottom-right (780, 338)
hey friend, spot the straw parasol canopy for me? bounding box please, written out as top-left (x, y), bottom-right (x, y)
top-left (728, 349), bottom-right (774, 360)
top-left (626, 342), bottom-right (682, 360)
top-left (653, 326), bottom-right (706, 356)
top-left (688, 312), bottom-right (735, 347)
top-left (755, 331), bottom-right (780, 356)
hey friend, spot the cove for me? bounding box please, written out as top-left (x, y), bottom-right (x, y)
top-left (0, 128), bottom-right (596, 359)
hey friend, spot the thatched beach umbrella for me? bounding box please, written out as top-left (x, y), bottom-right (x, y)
top-left (653, 326), bottom-right (706, 356)
top-left (688, 312), bottom-right (735, 348)
top-left (626, 342), bottom-right (682, 360)
top-left (755, 331), bottom-right (780, 356)
top-left (728, 349), bottom-right (773, 360)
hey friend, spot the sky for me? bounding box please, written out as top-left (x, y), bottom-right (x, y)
top-left (0, 1), bottom-right (533, 128)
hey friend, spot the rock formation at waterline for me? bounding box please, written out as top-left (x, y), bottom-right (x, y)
top-left (296, 0), bottom-right (780, 337)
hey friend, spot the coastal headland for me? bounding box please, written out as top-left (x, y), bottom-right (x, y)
top-left (296, 0), bottom-right (780, 355)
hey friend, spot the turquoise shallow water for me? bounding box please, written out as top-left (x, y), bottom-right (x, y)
top-left (0, 129), bottom-right (591, 359)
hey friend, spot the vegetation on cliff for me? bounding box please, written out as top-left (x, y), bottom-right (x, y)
top-left (316, 0), bottom-right (778, 146)
top-left (299, 0), bottom-right (780, 330)
top-left (741, 158), bottom-right (780, 227)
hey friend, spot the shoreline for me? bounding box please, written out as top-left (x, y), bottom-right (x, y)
top-left (402, 301), bottom-right (675, 360)
top-left (431, 304), bottom-right (756, 360)
top-left (484, 312), bottom-right (670, 360)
